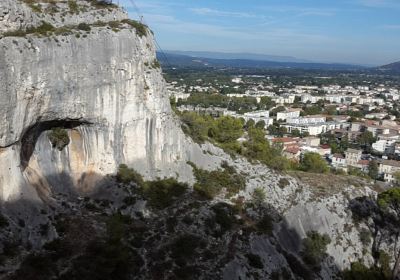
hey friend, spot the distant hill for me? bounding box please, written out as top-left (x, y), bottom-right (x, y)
top-left (157, 52), bottom-right (365, 71)
top-left (379, 61), bottom-right (400, 72)
top-left (164, 50), bottom-right (311, 63)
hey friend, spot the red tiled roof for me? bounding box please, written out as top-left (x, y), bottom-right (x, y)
top-left (358, 160), bottom-right (369, 166)
top-left (285, 146), bottom-right (300, 154)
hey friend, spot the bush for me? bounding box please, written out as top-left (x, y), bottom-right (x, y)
top-left (144, 178), bottom-right (188, 209)
top-left (359, 229), bottom-right (371, 247)
top-left (278, 178), bottom-right (290, 189)
top-left (121, 19), bottom-right (148, 37)
top-left (77, 23), bottom-right (91, 31)
top-left (256, 214), bottom-right (274, 235)
top-left (116, 164), bottom-right (144, 186)
top-left (251, 187), bottom-right (266, 205)
top-left (211, 203), bottom-right (238, 234)
top-left (68, 0), bottom-right (79, 13)
top-left (343, 262), bottom-right (384, 280)
top-left (48, 127), bottom-right (70, 151)
top-left (301, 231), bottom-right (331, 268)
top-left (192, 163), bottom-right (246, 199)
top-left (300, 153), bottom-right (329, 173)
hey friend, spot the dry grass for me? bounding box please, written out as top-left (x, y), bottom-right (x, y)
top-left (288, 171), bottom-right (375, 197)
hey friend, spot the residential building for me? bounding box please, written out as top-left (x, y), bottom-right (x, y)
top-left (277, 109), bottom-right (301, 121)
top-left (379, 160), bottom-right (400, 182)
top-left (345, 149), bottom-right (362, 167)
top-left (372, 140), bottom-right (396, 154)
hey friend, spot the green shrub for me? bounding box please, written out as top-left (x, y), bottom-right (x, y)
top-left (300, 153), bottom-right (329, 173)
top-left (211, 203), bottom-right (238, 233)
top-left (121, 19), bottom-right (148, 37)
top-left (251, 187), bottom-right (266, 205)
top-left (151, 59), bottom-right (161, 69)
top-left (48, 127), bottom-right (70, 151)
top-left (343, 262), bottom-right (384, 280)
top-left (192, 163), bottom-right (246, 199)
top-left (278, 178), bottom-right (290, 189)
top-left (256, 214), bottom-right (274, 235)
top-left (77, 23), bottom-right (91, 31)
top-left (301, 231), bottom-right (331, 268)
top-left (144, 178), bottom-right (188, 209)
top-left (359, 229), bottom-right (371, 247)
top-left (68, 0), bottom-right (79, 13)
top-left (116, 164), bottom-right (144, 186)
top-left (30, 21), bottom-right (56, 35)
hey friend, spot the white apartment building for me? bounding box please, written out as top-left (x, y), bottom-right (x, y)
top-left (301, 94), bottom-right (322, 104)
top-left (372, 139), bottom-right (396, 154)
top-left (283, 123), bottom-right (327, 136)
top-left (273, 94), bottom-right (296, 104)
top-left (277, 109), bottom-right (301, 121)
top-left (286, 116), bottom-right (326, 125)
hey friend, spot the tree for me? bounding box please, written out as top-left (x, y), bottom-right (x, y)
top-left (291, 129), bottom-right (301, 137)
top-left (244, 119), bottom-right (255, 130)
top-left (358, 131), bottom-right (376, 147)
top-left (213, 117), bottom-right (244, 143)
top-left (300, 152), bottom-right (329, 173)
top-left (368, 160), bottom-right (379, 180)
top-left (393, 171), bottom-right (400, 186)
top-left (255, 120), bottom-right (266, 130)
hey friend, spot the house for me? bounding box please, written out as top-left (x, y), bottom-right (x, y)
top-left (378, 160), bottom-right (400, 182)
top-left (357, 160), bottom-right (370, 173)
top-left (318, 144), bottom-right (332, 156)
top-left (345, 149), bottom-right (362, 167)
top-left (283, 146), bottom-right (301, 161)
top-left (303, 136), bottom-right (321, 147)
top-left (332, 154), bottom-right (346, 169)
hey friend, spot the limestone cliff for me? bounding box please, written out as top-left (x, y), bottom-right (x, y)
top-left (0, 0), bottom-right (216, 204)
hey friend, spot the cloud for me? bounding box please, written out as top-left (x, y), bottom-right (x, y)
top-left (190, 8), bottom-right (257, 18)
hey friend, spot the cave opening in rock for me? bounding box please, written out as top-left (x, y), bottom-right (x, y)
top-left (20, 119), bottom-right (90, 170)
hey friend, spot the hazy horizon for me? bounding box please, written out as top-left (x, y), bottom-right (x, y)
top-left (120, 0), bottom-right (400, 66)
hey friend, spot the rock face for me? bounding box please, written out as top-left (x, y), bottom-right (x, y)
top-left (0, 1), bottom-right (216, 203)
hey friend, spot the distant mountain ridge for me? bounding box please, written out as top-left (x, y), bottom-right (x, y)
top-left (379, 61), bottom-right (400, 72)
top-left (158, 52), bottom-right (365, 71)
top-left (164, 50), bottom-right (311, 63)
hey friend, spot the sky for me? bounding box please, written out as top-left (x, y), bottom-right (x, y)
top-left (118, 0), bottom-right (400, 66)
